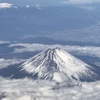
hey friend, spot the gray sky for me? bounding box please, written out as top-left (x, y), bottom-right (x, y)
top-left (0, 0), bottom-right (62, 6)
top-left (0, 0), bottom-right (100, 6)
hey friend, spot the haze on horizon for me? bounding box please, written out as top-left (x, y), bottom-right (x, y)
top-left (0, 0), bottom-right (100, 6)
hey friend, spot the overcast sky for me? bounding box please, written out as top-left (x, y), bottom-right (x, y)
top-left (0, 0), bottom-right (100, 6)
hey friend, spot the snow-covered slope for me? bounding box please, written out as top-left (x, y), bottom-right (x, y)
top-left (21, 47), bottom-right (98, 82)
top-left (0, 3), bottom-right (15, 9)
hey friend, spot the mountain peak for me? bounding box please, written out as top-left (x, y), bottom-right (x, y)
top-left (0, 3), bottom-right (13, 9)
top-left (21, 47), bottom-right (99, 82)
top-left (45, 47), bottom-right (61, 54)
top-left (47, 47), bottom-right (60, 51)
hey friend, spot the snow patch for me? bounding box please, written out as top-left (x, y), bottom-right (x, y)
top-left (0, 3), bottom-right (13, 9)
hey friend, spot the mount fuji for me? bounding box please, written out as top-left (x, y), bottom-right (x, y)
top-left (21, 47), bottom-right (99, 82)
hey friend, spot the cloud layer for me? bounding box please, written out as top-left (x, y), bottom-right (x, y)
top-left (0, 58), bottom-right (25, 69)
top-left (0, 40), bottom-right (10, 44)
top-left (10, 43), bottom-right (100, 58)
top-left (0, 77), bottom-right (100, 100)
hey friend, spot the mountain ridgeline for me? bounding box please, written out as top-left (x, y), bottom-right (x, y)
top-left (0, 5), bottom-right (97, 41)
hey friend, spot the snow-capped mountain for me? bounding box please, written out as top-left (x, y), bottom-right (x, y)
top-left (21, 47), bottom-right (99, 82)
top-left (0, 3), bottom-right (14, 9)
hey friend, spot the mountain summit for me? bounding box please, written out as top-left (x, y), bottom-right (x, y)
top-left (0, 3), bottom-right (14, 9)
top-left (21, 47), bottom-right (99, 82)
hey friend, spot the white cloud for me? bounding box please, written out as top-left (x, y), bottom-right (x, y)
top-left (0, 58), bottom-right (25, 69)
top-left (0, 40), bottom-right (10, 44)
top-left (62, 0), bottom-right (100, 4)
top-left (0, 77), bottom-right (100, 100)
top-left (10, 43), bottom-right (100, 58)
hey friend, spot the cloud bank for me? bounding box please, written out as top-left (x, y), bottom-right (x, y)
top-left (0, 77), bottom-right (100, 100)
top-left (10, 43), bottom-right (100, 58)
top-left (0, 58), bottom-right (25, 69)
top-left (0, 40), bottom-right (10, 44)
